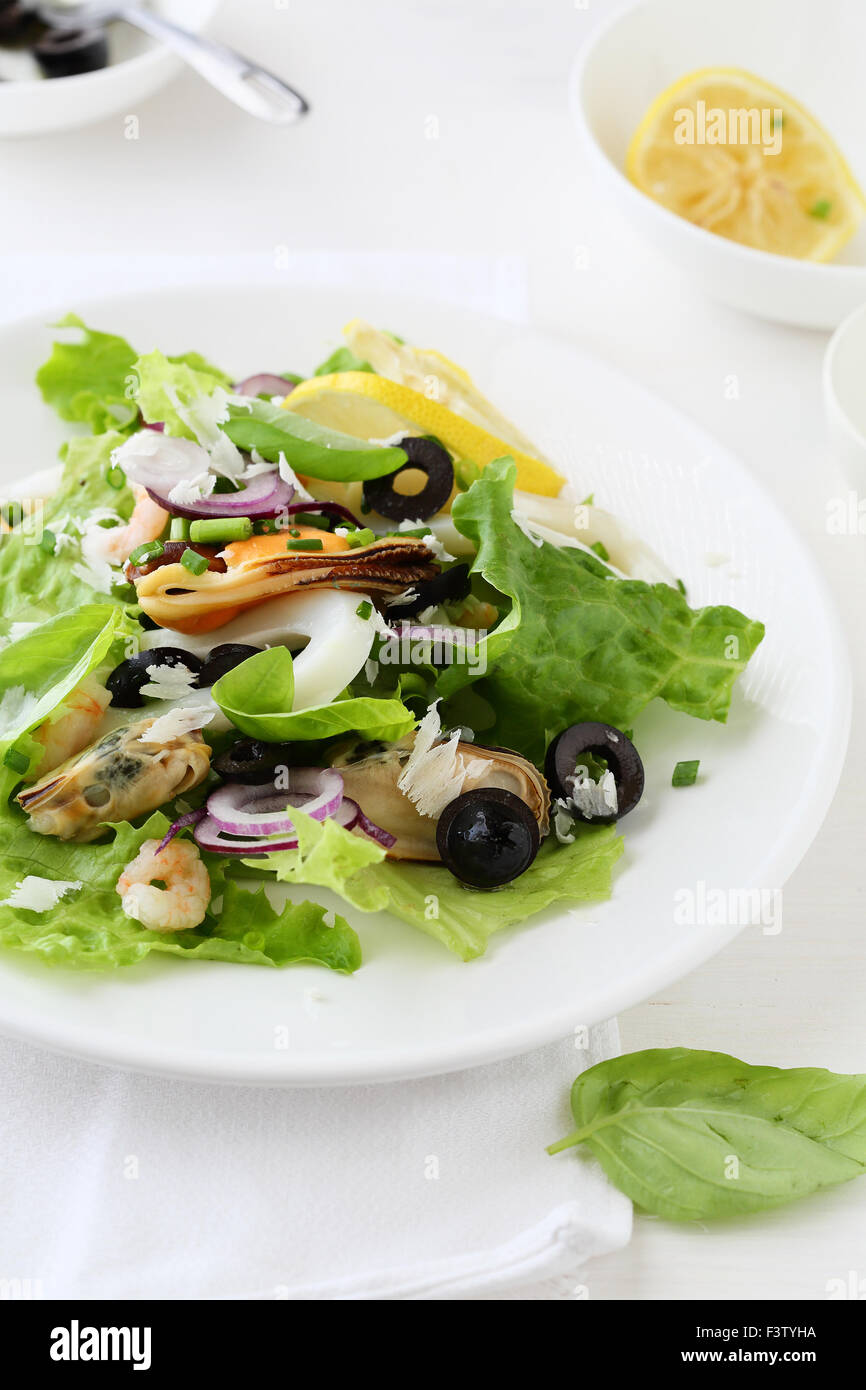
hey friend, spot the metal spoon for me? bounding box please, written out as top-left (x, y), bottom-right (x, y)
top-left (37, 2), bottom-right (309, 124)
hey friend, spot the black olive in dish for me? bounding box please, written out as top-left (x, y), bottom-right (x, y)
top-left (385, 562), bottom-right (471, 620)
top-left (33, 27), bottom-right (108, 79)
top-left (362, 436), bottom-right (454, 523)
top-left (544, 721), bottom-right (644, 823)
top-left (106, 648), bottom-right (202, 709)
top-left (197, 644), bottom-right (263, 688)
top-left (436, 787), bottom-right (540, 889)
top-left (212, 738), bottom-right (299, 785)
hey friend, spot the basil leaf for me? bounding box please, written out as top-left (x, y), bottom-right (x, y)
top-left (211, 647), bottom-right (295, 740)
top-left (549, 1048), bottom-right (866, 1220)
top-left (252, 695), bottom-right (416, 744)
top-left (222, 400), bottom-right (406, 480)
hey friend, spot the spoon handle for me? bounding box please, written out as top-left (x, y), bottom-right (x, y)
top-left (118, 4), bottom-right (309, 124)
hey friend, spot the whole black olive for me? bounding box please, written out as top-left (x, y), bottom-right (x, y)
top-left (436, 787), bottom-right (540, 889)
top-left (197, 644), bottom-right (263, 688)
top-left (362, 436), bottom-right (454, 523)
top-left (386, 562), bottom-right (471, 620)
top-left (212, 738), bottom-right (298, 784)
top-left (545, 721), bottom-right (644, 823)
top-left (106, 648), bottom-right (202, 709)
top-left (34, 27), bottom-right (108, 79)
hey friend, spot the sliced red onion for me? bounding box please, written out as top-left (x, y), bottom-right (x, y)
top-left (354, 807), bottom-right (397, 848)
top-left (206, 769), bottom-right (344, 837)
top-left (282, 500), bottom-right (364, 529)
top-left (234, 374), bottom-right (298, 399)
top-left (194, 796), bottom-right (359, 856)
top-left (145, 468), bottom-right (295, 520)
top-left (155, 806), bottom-right (206, 855)
top-left (143, 420), bottom-right (165, 433)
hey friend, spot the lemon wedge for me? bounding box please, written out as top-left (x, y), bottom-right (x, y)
top-left (284, 364), bottom-right (564, 497)
top-left (627, 68), bottom-right (865, 261)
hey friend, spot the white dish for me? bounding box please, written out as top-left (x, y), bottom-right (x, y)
top-left (0, 1), bottom-right (220, 138)
top-left (823, 300), bottom-right (866, 492)
top-left (0, 283), bottom-right (850, 1084)
top-left (572, 0), bottom-right (866, 329)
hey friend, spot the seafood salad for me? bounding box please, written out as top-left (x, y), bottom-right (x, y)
top-left (0, 316), bottom-right (765, 973)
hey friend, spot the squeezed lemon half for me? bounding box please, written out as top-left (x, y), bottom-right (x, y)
top-left (627, 68), bottom-right (865, 261)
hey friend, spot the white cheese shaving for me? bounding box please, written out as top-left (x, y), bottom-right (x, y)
top-left (385, 586), bottom-right (418, 608)
top-left (1, 876), bottom-right (82, 911)
top-left (139, 704), bottom-right (215, 743)
top-left (0, 685), bottom-right (42, 736)
top-left (168, 472), bottom-right (216, 507)
top-left (397, 701), bottom-right (486, 818)
top-left (421, 533), bottom-right (456, 563)
top-left (277, 452), bottom-right (314, 502)
top-left (565, 765), bottom-right (618, 819)
top-left (139, 662), bottom-right (201, 701)
top-left (510, 509), bottom-right (545, 548)
top-left (364, 658), bottom-right (379, 685)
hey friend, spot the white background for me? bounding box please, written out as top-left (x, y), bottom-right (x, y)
top-left (0, 0), bottom-right (864, 1300)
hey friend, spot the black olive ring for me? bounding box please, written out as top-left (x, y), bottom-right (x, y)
top-left (544, 721), bottom-right (644, 823)
top-left (362, 436), bottom-right (454, 523)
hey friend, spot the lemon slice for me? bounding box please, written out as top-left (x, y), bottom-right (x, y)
top-left (627, 68), bottom-right (865, 261)
top-left (284, 369), bottom-right (564, 497)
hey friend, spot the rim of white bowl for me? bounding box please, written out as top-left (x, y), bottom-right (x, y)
top-left (823, 299), bottom-right (866, 449)
top-left (570, 0), bottom-right (866, 281)
top-left (0, 1), bottom-right (220, 92)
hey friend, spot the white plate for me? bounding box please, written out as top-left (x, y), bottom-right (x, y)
top-left (572, 0), bottom-right (866, 329)
top-left (0, 285), bottom-right (850, 1084)
top-left (0, 1), bottom-right (220, 139)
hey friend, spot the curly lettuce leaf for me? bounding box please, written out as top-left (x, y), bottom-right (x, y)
top-left (440, 459), bottom-right (765, 761)
top-left (0, 602), bottom-right (134, 795)
top-left (0, 432), bottom-right (134, 623)
top-left (0, 812), bottom-right (361, 972)
top-left (260, 809), bottom-right (623, 961)
top-left (35, 314), bottom-right (139, 434)
top-left (132, 349), bottom-right (233, 437)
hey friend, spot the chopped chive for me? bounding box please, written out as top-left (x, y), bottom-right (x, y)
top-left (590, 540), bottom-right (610, 562)
top-left (288, 528), bottom-right (301, 537)
top-left (356, 600), bottom-right (373, 620)
top-left (189, 517), bottom-right (252, 545)
top-left (286, 537), bottom-right (324, 551)
top-left (129, 539), bottom-right (164, 566)
top-left (580, 492), bottom-right (594, 506)
top-left (809, 198), bottom-right (832, 219)
top-left (672, 759), bottom-right (700, 787)
top-left (290, 512), bottom-right (331, 530)
top-left (169, 517), bottom-right (191, 541)
top-left (676, 577), bottom-right (687, 596)
top-left (391, 526), bottom-right (431, 540)
top-left (3, 746), bottom-right (29, 775)
top-left (346, 528), bottom-right (376, 548)
top-left (39, 529), bottom-right (56, 555)
top-left (180, 547), bottom-right (209, 575)
top-left (106, 465), bottom-right (126, 489)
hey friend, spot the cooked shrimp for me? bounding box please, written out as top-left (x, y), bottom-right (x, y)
top-left (88, 485), bottom-right (168, 567)
top-left (116, 837), bottom-right (211, 933)
top-left (29, 675), bottom-right (111, 778)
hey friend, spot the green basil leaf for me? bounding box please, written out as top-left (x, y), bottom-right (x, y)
top-left (211, 647), bottom-right (295, 740)
top-left (549, 1048), bottom-right (866, 1220)
top-left (222, 400), bottom-right (406, 480)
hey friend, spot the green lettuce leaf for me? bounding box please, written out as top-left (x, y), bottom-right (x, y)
top-left (132, 349), bottom-right (233, 436)
top-left (212, 647), bottom-right (415, 743)
top-left (0, 432), bottom-right (134, 624)
top-left (35, 314), bottom-right (139, 434)
top-left (313, 346), bottom-right (374, 376)
top-left (222, 398), bottom-right (407, 480)
top-left (260, 809), bottom-right (624, 961)
top-left (440, 459), bottom-right (765, 761)
top-left (0, 602), bottom-right (133, 794)
top-left (0, 811), bottom-right (361, 972)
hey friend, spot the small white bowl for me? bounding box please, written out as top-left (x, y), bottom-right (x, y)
top-left (823, 301), bottom-right (866, 493)
top-left (571, 0), bottom-right (866, 329)
top-left (0, 0), bottom-right (220, 138)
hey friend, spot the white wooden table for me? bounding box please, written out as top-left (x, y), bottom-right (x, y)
top-left (0, 0), bottom-right (862, 1300)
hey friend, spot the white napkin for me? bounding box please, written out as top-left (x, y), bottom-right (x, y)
top-left (0, 253), bottom-right (630, 1299)
top-left (0, 1021), bottom-right (631, 1300)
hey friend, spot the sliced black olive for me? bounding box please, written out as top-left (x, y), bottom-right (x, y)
top-left (0, 5), bottom-right (43, 46)
top-left (385, 562), bottom-right (471, 620)
top-left (197, 644), bottom-right (262, 688)
top-left (106, 648), bottom-right (202, 709)
top-left (34, 27), bottom-right (108, 79)
top-left (362, 436), bottom-right (454, 523)
top-left (137, 612), bottom-right (160, 632)
top-left (436, 787), bottom-right (539, 890)
top-left (545, 721), bottom-right (644, 823)
top-left (212, 738), bottom-right (298, 784)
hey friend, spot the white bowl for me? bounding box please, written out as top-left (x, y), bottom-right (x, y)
top-left (571, 0), bottom-right (866, 329)
top-left (824, 300), bottom-right (866, 492)
top-left (0, 0), bottom-right (220, 137)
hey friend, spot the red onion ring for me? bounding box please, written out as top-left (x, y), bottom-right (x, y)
top-left (206, 769), bottom-right (344, 837)
top-left (144, 468), bottom-right (296, 520)
top-left (282, 500), bottom-right (364, 529)
top-left (155, 806), bottom-right (206, 854)
top-left (354, 808), bottom-right (397, 849)
top-left (195, 797), bottom-right (359, 856)
top-left (233, 374), bottom-right (298, 399)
